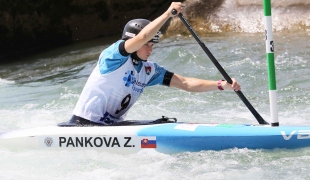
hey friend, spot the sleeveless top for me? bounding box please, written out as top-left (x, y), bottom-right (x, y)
top-left (73, 40), bottom-right (167, 124)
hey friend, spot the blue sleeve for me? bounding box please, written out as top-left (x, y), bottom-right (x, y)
top-left (98, 40), bottom-right (130, 74)
top-left (147, 63), bottom-right (167, 86)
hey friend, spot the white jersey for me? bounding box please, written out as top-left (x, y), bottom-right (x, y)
top-left (73, 56), bottom-right (157, 124)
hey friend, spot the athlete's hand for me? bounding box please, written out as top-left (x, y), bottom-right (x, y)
top-left (167, 2), bottom-right (183, 17)
top-left (223, 78), bottom-right (241, 91)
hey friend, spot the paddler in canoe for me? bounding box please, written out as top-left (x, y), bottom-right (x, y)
top-left (66, 2), bottom-right (241, 126)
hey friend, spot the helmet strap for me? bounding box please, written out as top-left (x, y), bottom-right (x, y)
top-left (131, 52), bottom-right (147, 65)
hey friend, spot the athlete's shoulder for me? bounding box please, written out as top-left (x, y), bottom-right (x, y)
top-left (98, 40), bottom-right (130, 74)
top-left (101, 40), bottom-right (124, 56)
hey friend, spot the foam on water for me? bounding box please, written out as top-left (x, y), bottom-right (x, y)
top-left (0, 29), bottom-right (309, 179)
top-left (204, 0), bottom-right (310, 33)
top-left (1, 147), bottom-right (310, 179)
top-left (0, 78), bottom-right (15, 86)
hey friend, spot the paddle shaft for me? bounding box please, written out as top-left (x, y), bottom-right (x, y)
top-left (173, 11), bottom-right (268, 125)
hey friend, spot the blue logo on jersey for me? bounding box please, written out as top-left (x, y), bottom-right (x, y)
top-left (100, 112), bottom-right (115, 124)
top-left (123, 70), bottom-right (134, 87)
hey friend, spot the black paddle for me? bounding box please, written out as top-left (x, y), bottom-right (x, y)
top-left (172, 10), bottom-right (269, 125)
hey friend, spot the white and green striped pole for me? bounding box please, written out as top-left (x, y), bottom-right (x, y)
top-left (263, 0), bottom-right (279, 126)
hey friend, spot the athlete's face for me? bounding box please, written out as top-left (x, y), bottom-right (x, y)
top-left (136, 42), bottom-right (154, 60)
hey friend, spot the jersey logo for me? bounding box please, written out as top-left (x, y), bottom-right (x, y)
top-left (145, 66), bottom-right (151, 75)
top-left (123, 70), bottom-right (134, 87)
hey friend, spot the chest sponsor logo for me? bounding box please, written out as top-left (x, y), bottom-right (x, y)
top-left (281, 130), bottom-right (310, 140)
top-left (123, 70), bottom-right (134, 87)
top-left (132, 78), bottom-right (146, 93)
top-left (123, 70), bottom-right (147, 93)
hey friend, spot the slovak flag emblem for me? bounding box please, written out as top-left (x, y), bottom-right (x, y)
top-left (145, 66), bottom-right (151, 75)
top-left (141, 137), bottom-right (156, 148)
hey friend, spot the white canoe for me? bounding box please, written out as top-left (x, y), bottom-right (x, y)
top-left (1, 120), bottom-right (310, 154)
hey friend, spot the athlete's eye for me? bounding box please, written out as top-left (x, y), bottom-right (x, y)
top-left (145, 43), bottom-right (154, 47)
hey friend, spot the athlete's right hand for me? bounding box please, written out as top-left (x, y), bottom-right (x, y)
top-left (167, 2), bottom-right (183, 17)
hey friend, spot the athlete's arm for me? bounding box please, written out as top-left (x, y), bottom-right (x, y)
top-left (170, 74), bottom-right (241, 92)
top-left (124, 2), bottom-right (183, 53)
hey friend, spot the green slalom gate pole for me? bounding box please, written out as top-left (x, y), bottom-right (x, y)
top-left (264, 0), bottom-right (279, 126)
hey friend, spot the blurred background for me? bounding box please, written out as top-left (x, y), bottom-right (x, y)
top-left (1, 0), bottom-right (309, 64)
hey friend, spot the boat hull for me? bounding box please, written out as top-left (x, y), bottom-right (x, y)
top-left (1, 123), bottom-right (310, 153)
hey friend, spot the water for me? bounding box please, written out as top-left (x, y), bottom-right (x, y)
top-left (209, 0), bottom-right (310, 33)
top-left (1, 3), bottom-right (310, 180)
top-left (0, 31), bottom-right (309, 179)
